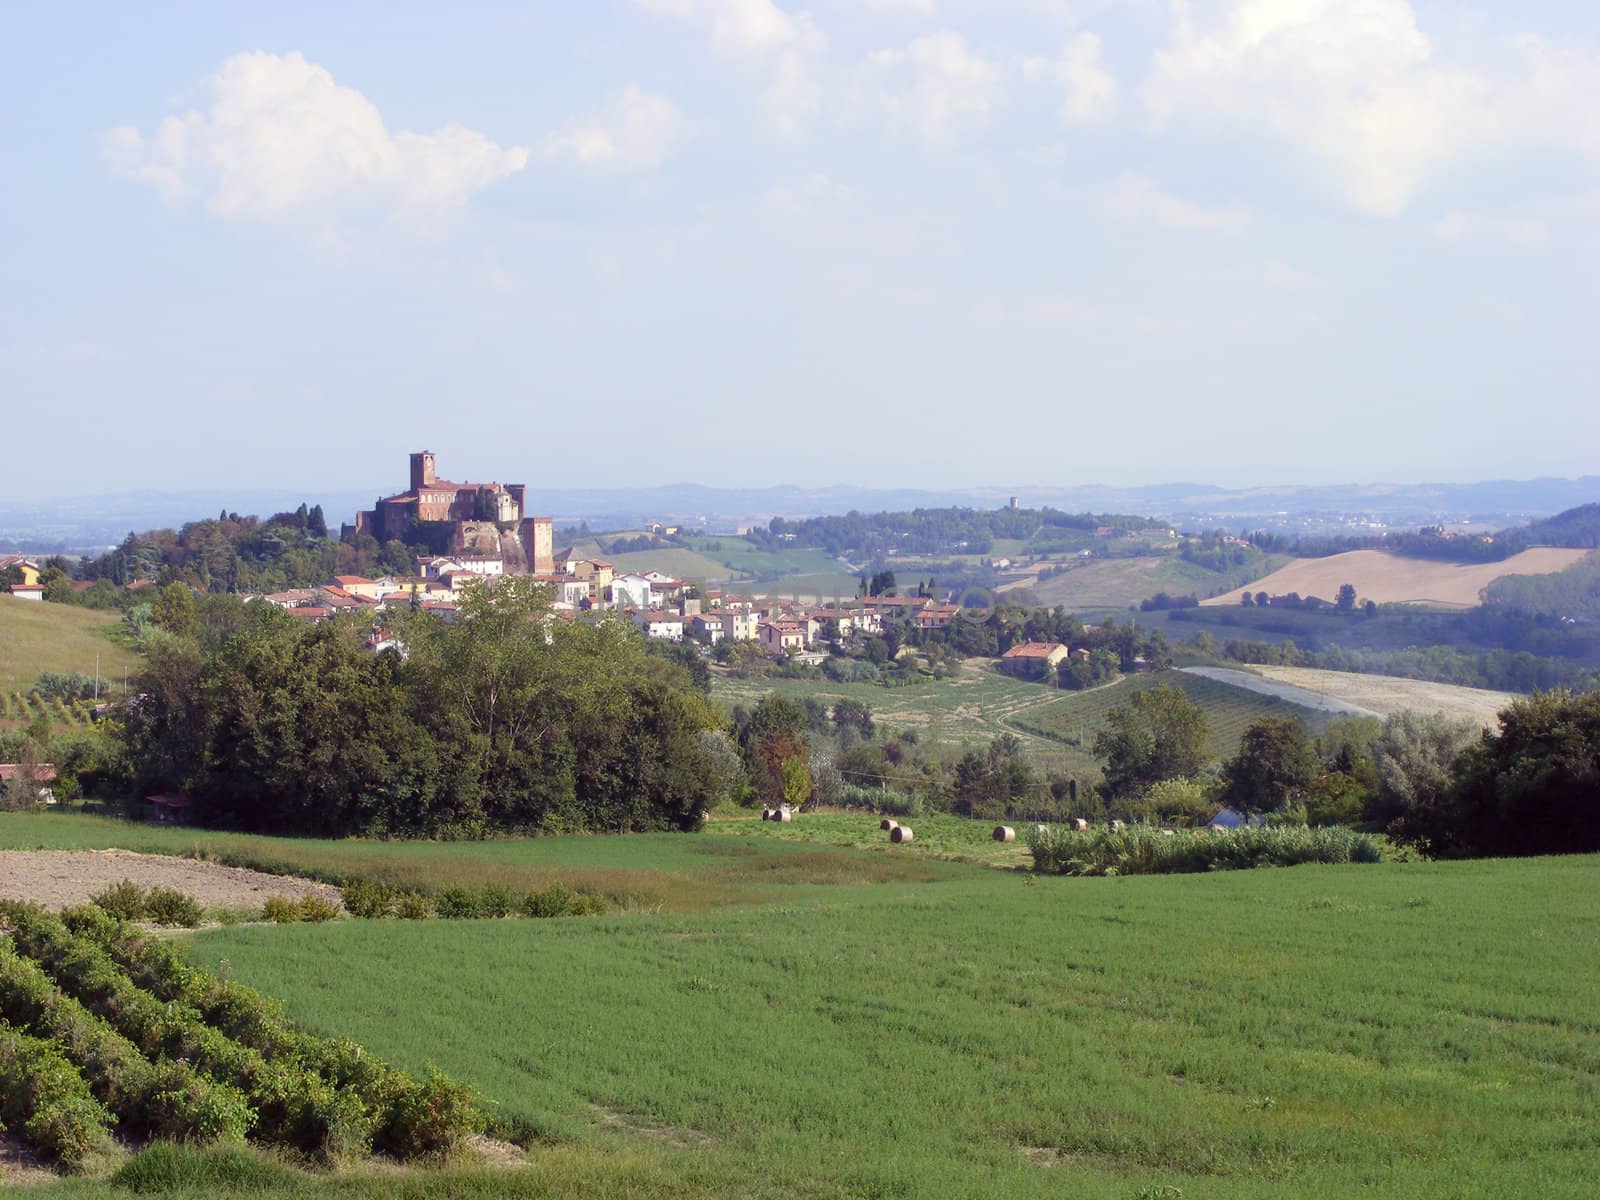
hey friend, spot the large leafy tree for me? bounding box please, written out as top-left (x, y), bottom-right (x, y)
top-left (1393, 690), bottom-right (1600, 858)
top-left (1221, 717), bottom-right (1319, 816)
top-left (1093, 685), bottom-right (1209, 798)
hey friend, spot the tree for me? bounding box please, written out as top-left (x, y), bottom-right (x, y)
top-left (1336, 583), bottom-right (1357, 611)
top-left (1221, 717), bottom-right (1319, 816)
top-left (831, 698), bottom-right (875, 742)
top-left (307, 504), bottom-right (328, 540)
top-left (1392, 690), bottom-right (1600, 858)
top-left (1093, 685), bottom-right (1209, 798)
top-left (780, 755), bottom-right (814, 810)
top-left (1240, 591), bottom-right (1255, 607)
top-left (150, 582), bottom-right (198, 636)
top-left (1367, 711), bottom-right (1477, 824)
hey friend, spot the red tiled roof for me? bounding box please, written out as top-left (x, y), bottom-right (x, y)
top-left (288, 607), bottom-right (333, 619)
top-left (0, 764), bottom-right (56, 783)
top-left (1002, 642), bottom-right (1067, 659)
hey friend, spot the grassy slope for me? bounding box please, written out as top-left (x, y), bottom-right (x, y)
top-left (597, 548), bottom-right (746, 581)
top-left (0, 596), bottom-right (138, 694)
top-left (1012, 668), bottom-right (1331, 761)
top-left (143, 851), bottom-right (1600, 1200)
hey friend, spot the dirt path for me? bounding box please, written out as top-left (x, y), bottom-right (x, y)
top-left (1179, 667), bottom-right (1381, 718)
top-left (0, 850), bottom-right (343, 912)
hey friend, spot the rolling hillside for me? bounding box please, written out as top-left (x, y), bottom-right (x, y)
top-left (0, 596), bottom-right (138, 694)
top-left (1203, 548), bottom-right (1591, 609)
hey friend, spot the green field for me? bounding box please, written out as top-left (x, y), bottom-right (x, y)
top-left (1011, 668), bottom-right (1330, 762)
top-left (1014, 554), bottom-right (1288, 610)
top-left (143, 849), bottom-right (1600, 1199)
top-left (0, 595), bottom-right (138, 696)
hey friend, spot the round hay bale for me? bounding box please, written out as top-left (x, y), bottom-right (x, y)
top-left (761, 809), bottom-right (771, 821)
top-left (992, 825), bottom-right (1016, 843)
top-left (1069, 818), bottom-right (1088, 832)
top-left (890, 825), bottom-right (914, 844)
top-left (1035, 824), bottom-right (1048, 837)
top-left (1159, 828), bottom-right (1175, 837)
top-left (1108, 820), bottom-right (1125, 833)
top-left (880, 818), bottom-right (899, 831)
top-left (773, 809), bottom-right (792, 823)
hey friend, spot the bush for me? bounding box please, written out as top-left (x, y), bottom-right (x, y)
top-left (111, 1141), bottom-right (300, 1194)
top-left (296, 895), bottom-right (340, 924)
top-left (0, 1018), bottom-right (115, 1168)
top-left (434, 886), bottom-right (481, 920)
top-left (261, 895), bottom-right (300, 924)
top-left (371, 1066), bottom-right (483, 1161)
top-left (476, 884), bottom-right (516, 919)
top-left (519, 884), bottom-right (574, 919)
top-left (90, 879), bottom-right (147, 921)
top-left (1027, 823), bottom-right (1382, 876)
top-left (144, 887), bottom-right (204, 928)
top-left (339, 880), bottom-right (394, 920)
top-left (393, 892), bottom-right (434, 920)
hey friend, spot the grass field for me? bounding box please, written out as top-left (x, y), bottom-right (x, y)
top-left (0, 812), bottom-right (958, 913)
top-left (1012, 669), bottom-right (1330, 762)
top-left (123, 848), bottom-right (1599, 1199)
top-left (1203, 547), bottom-right (1593, 608)
top-left (0, 595), bottom-right (138, 695)
top-left (712, 659), bottom-right (1078, 761)
top-left (713, 809), bottom-right (1036, 868)
top-left (1011, 554), bottom-right (1284, 610)
top-left (597, 548), bottom-right (747, 582)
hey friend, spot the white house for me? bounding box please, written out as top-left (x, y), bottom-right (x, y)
top-left (637, 610), bottom-right (684, 641)
top-left (612, 573), bottom-right (654, 611)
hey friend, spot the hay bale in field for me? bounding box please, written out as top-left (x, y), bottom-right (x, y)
top-left (1108, 820), bottom-right (1125, 833)
top-left (880, 818), bottom-right (899, 831)
top-left (773, 809), bottom-right (792, 823)
top-left (1035, 824), bottom-right (1048, 837)
top-left (1069, 818), bottom-right (1088, 832)
top-left (1159, 828), bottom-right (1175, 837)
top-left (993, 825), bottom-right (1016, 843)
top-left (761, 809), bottom-right (772, 821)
top-left (890, 825), bottom-right (914, 843)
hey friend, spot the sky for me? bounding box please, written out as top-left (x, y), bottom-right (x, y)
top-left (2, 0), bottom-right (1597, 500)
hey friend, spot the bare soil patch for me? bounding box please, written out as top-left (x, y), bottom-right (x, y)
top-left (1201, 548), bottom-right (1590, 608)
top-left (0, 849), bottom-right (343, 912)
top-left (1180, 667), bottom-right (1380, 718)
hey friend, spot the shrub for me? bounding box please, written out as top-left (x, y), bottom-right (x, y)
top-left (111, 1141), bottom-right (300, 1194)
top-left (393, 892), bottom-right (434, 920)
top-left (476, 884), bottom-right (516, 919)
top-left (372, 1066), bottom-right (483, 1161)
top-left (1027, 823), bottom-right (1382, 877)
top-left (519, 884), bottom-right (574, 919)
top-left (0, 1018), bottom-right (116, 1168)
top-left (296, 895), bottom-right (340, 924)
top-left (434, 886), bottom-right (481, 920)
top-left (261, 895), bottom-right (300, 924)
top-left (90, 878), bottom-right (147, 921)
top-left (339, 880), bottom-right (394, 920)
top-left (144, 887), bottom-right (204, 928)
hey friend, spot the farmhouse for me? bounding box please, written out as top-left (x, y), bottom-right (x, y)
top-left (1001, 642), bottom-right (1070, 676)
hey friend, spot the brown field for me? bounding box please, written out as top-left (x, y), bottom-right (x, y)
top-left (0, 849), bottom-right (343, 912)
top-left (1201, 547), bottom-right (1591, 608)
top-left (1252, 666), bottom-right (1520, 729)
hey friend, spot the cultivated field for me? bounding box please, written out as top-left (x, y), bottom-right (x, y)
top-left (0, 596), bottom-right (137, 695)
top-left (1011, 668), bottom-right (1330, 762)
top-left (1251, 665), bottom-right (1519, 729)
top-left (162, 848), bottom-right (1600, 1200)
top-left (1202, 547), bottom-right (1592, 608)
top-left (1005, 553), bottom-right (1285, 610)
top-left (0, 849), bottom-right (341, 912)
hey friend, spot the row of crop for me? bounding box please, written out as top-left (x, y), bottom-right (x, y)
top-left (0, 1017), bottom-right (115, 1169)
top-left (69, 906), bottom-right (479, 1158)
top-left (0, 934), bottom-right (254, 1146)
top-left (1026, 823), bottom-right (1382, 876)
top-left (0, 691), bottom-right (94, 727)
top-left (0, 903), bottom-right (480, 1167)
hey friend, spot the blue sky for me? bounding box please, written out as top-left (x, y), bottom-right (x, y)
top-left (2, 0), bottom-right (1596, 499)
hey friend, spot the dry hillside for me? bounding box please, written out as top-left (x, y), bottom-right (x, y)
top-left (1252, 666), bottom-right (1518, 729)
top-left (1201, 548), bottom-right (1590, 609)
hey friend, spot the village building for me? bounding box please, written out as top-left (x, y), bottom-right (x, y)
top-left (1001, 642), bottom-right (1070, 674)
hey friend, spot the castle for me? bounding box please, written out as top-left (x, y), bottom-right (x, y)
top-left (350, 452), bottom-right (554, 574)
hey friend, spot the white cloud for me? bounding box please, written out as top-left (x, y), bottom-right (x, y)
top-left (867, 31), bottom-right (1003, 142)
top-left (1103, 172), bottom-right (1251, 233)
top-left (860, 0), bottom-right (938, 12)
top-left (1142, 0), bottom-right (1600, 216)
top-left (1023, 32), bottom-right (1117, 124)
top-left (544, 87), bottom-right (685, 171)
top-left (101, 51), bottom-right (528, 224)
top-left (1432, 212), bottom-right (1548, 247)
top-left (635, 0), bottom-right (818, 58)
top-left (633, 0), bottom-right (823, 132)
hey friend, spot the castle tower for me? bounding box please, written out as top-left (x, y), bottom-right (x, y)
top-left (521, 516), bottom-right (555, 575)
top-left (409, 451), bottom-right (437, 492)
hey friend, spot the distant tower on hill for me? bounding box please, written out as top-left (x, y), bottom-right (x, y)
top-left (410, 451), bottom-right (437, 491)
top-left (521, 516), bottom-right (555, 574)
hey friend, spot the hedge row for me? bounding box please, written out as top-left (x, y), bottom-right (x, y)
top-left (1026, 823), bottom-right (1382, 876)
top-left (0, 1017), bottom-right (115, 1169)
top-left (341, 879), bottom-right (607, 921)
top-left (0, 935), bottom-right (253, 1145)
top-left (66, 905), bottom-right (482, 1160)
